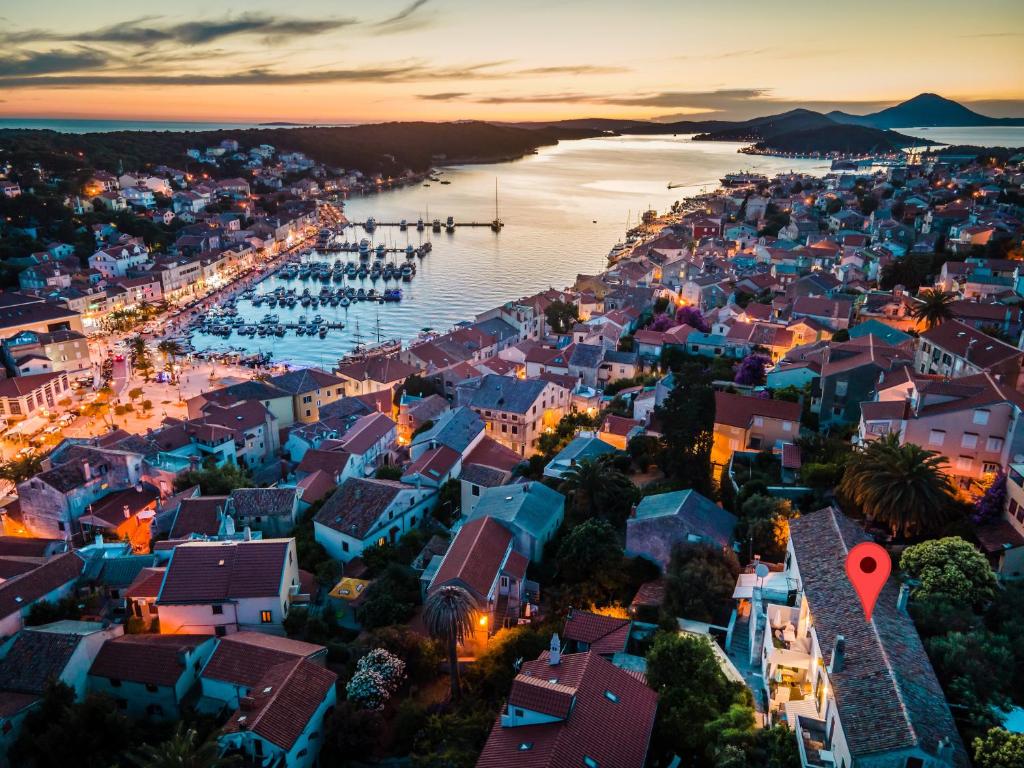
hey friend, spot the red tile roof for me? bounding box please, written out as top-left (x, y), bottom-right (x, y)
top-left (430, 517), bottom-right (511, 601)
top-left (125, 567), bottom-right (166, 599)
top-left (296, 470), bottom-right (337, 505)
top-left (0, 552), bottom-right (83, 619)
top-left (338, 412), bottom-right (395, 455)
top-left (202, 631), bottom-right (326, 688)
top-left (170, 497), bottom-right (226, 539)
top-left (713, 391), bottom-right (801, 429)
top-left (563, 609), bottom-right (631, 655)
top-left (601, 414), bottom-right (641, 437)
top-left (222, 658), bottom-right (337, 751)
top-left (404, 444), bottom-right (460, 481)
top-left (157, 540), bottom-right (290, 604)
top-left (464, 436), bottom-right (523, 472)
top-left (477, 651), bottom-right (657, 768)
top-left (296, 448), bottom-right (351, 478)
top-left (89, 635), bottom-right (212, 686)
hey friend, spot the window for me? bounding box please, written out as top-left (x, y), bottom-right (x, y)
top-left (260, 610), bottom-right (273, 623)
top-left (928, 430), bottom-right (945, 446)
top-left (835, 380), bottom-right (848, 397)
top-left (961, 433), bottom-right (978, 449)
top-left (472, 485), bottom-right (481, 497)
top-left (753, 416), bottom-right (764, 427)
top-left (514, 708), bottom-right (524, 717)
top-left (215, 626), bottom-right (226, 637)
top-left (145, 683), bottom-right (158, 693)
top-left (955, 456), bottom-right (973, 471)
top-left (297, 750), bottom-right (308, 758)
top-left (342, 541), bottom-right (350, 553)
top-left (584, 758), bottom-right (599, 768)
top-left (906, 759), bottom-right (924, 768)
top-left (110, 678), bottom-right (122, 687)
top-left (212, 605), bottom-right (224, 615)
top-left (987, 436), bottom-right (1004, 452)
top-left (974, 409), bottom-right (990, 425)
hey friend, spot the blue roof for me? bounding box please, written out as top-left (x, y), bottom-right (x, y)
top-left (467, 482), bottom-right (565, 540)
top-left (412, 406), bottom-right (483, 454)
top-left (848, 319), bottom-right (912, 346)
top-left (549, 436), bottom-right (618, 465)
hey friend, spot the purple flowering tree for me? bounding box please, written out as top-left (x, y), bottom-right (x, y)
top-left (650, 313), bottom-right (675, 332)
top-left (675, 305), bottom-right (709, 333)
top-left (972, 471), bottom-right (1006, 524)
top-left (734, 354), bottom-right (770, 386)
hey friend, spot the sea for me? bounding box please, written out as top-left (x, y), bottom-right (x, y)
top-left (10, 119), bottom-right (1020, 369)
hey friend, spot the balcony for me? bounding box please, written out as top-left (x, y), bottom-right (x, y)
top-left (793, 713), bottom-right (833, 768)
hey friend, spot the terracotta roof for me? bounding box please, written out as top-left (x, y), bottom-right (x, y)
top-left (296, 448), bottom-right (351, 478)
top-left (0, 552), bottom-right (83, 619)
top-left (157, 540), bottom-right (290, 604)
top-left (464, 436), bottom-right (523, 472)
top-left (338, 412), bottom-right (395, 455)
top-left (430, 517), bottom-right (511, 601)
top-left (125, 567), bottom-right (166, 599)
top-left (563, 610), bottom-right (631, 655)
top-left (477, 651), bottom-right (657, 768)
top-left (0, 371), bottom-right (66, 398)
top-left (223, 658), bottom-right (337, 751)
top-left (229, 488), bottom-right (297, 518)
top-left (404, 444), bottom-right (460, 481)
top-left (920, 319), bottom-right (1022, 369)
top-left (781, 443), bottom-right (802, 470)
top-left (0, 627), bottom-right (83, 694)
top-left (0, 537), bottom-right (62, 558)
top-left (83, 486), bottom-right (159, 527)
top-left (296, 470), bottom-right (336, 505)
top-left (788, 508), bottom-right (968, 765)
top-left (266, 367), bottom-right (344, 395)
top-left (313, 478), bottom-right (408, 539)
top-left (336, 356), bottom-right (419, 385)
top-left (202, 631), bottom-right (326, 688)
top-left (90, 635), bottom-right (212, 686)
top-left (170, 497), bottom-right (226, 539)
top-left (713, 391), bottom-right (800, 429)
top-left (601, 414), bottom-right (641, 437)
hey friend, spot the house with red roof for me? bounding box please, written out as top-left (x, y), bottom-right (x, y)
top-left (88, 634), bottom-right (218, 719)
top-left (712, 392), bottom-right (801, 473)
top-left (562, 608), bottom-right (632, 656)
top-left (0, 552), bottom-right (85, 636)
top-left (426, 516), bottom-right (534, 638)
top-left (476, 642), bottom-right (657, 768)
top-left (335, 356), bottom-right (420, 399)
top-left (313, 477), bottom-right (435, 563)
top-left (155, 539), bottom-right (301, 636)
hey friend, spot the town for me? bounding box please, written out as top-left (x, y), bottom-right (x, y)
top-left (0, 126), bottom-right (1023, 768)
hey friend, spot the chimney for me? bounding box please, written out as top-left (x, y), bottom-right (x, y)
top-left (83, 461), bottom-right (91, 481)
top-left (243, 525), bottom-right (252, 541)
top-left (936, 736), bottom-right (954, 764)
top-left (829, 635), bottom-right (846, 673)
top-left (94, 534), bottom-right (103, 547)
top-left (239, 696), bottom-right (256, 711)
top-left (549, 633), bottom-right (561, 666)
top-left (897, 583), bottom-right (911, 613)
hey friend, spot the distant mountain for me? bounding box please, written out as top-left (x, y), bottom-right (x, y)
top-left (828, 93), bottom-right (1024, 128)
top-left (749, 124), bottom-right (933, 154)
top-left (690, 109), bottom-right (835, 142)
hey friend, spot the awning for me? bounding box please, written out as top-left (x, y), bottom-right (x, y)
top-left (7, 415), bottom-right (48, 437)
top-left (768, 646), bottom-right (811, 670)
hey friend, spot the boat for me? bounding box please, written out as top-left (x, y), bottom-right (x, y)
top-left (340, 297), bottom-right (350, 307)
top-left (445, 216), bottom-right (455, 233)
top-left (319, 327), bottom-right (328, 339)
top-left (720, 172), bottom-right (768, 187)
top-left (375, 243), bottom-right (386, 258)
top-left (608, 241), bottom-right (630, 262)
top-left (399, 219), bottom-right (408, 230)
top-left (365, 217), bottom-right (377, 232)
top-left (416, 218), bottom-right (424, 231)
top-left (431, 219), bottom-right (441, 233)
top-left (440, 180), bottom-right (451, 185)
top-left (490, 179), bottom-right (504, 232)
top-left (358, 239), bottom-right (371, 258)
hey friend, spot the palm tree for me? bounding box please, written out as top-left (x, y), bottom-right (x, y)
top-left (158, 339), bottom-right (185, 381)
top-left (838, 434), bottom-right (956, 538)
top-left (559, 456), bottom-right (637, 523)
top-left (131, 723), bottom-right (238, 768)
top-left (912, 288), bottom-right (956, 330)
top-left (423, 585), bottom-right (476, 702)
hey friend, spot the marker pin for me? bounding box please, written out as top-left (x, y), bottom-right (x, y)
top-left (845, 542), bottom-right (891, 621)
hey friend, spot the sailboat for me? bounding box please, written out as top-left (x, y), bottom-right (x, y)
top-left (490, 178), bottom-right (504, 232)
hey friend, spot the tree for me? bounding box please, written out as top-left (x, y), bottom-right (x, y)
top-left (646, 632), bottom-right (745, 760)
top-left (544, 300), bottom-right (579, 334)
top-left (423, 585), bottom-right (476, 702)
top-left (973, 729), bottom-right (1024, 768)
top-left (556, 518), bottom-right (623, 586)
top-left (357, 564), bottom-right (421, 629)
top-left (973, 472), bottom-right (1007, 524)
top-left (174, 461), bottom-right (252, 495)
top-left (675, 305), bottom-right (710, 333)
top-left (346, 648), bottom-right (407, 710)
top-left (927, 630), bottom-right (1014, 729)
top-left (0, 454), bottom-right (44, 483)
top-left (734, 354), bottom-right (769, 387)
top-left (735, 494), bottom-right (793, 562)
top-left (558, 455), bottom-right (638, 525)
top-left (655, 363), bottom-right (715, 494)
top-left (157, 339), bottom-right (184, 377)
top-left (912, 288), bottom-right (956, 330)
top-left (130, 335), bottom-right (154, 380)
top-left (650, 312), bottom-right (675, 332)
top-left (130, 723), bottom-right (238, 768)
top-left (374, 465), bottom-right (403, 480)
top-left (838, 434), bottom-right (957, 537)
top-left (663, 543), bottom-right (740, 624)
top-left (900, 537), bottom-right (997, 606)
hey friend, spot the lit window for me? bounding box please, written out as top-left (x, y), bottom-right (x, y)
top-left (260, 610), bottom-right (273, 623)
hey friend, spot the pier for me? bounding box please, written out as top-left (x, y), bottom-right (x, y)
top-left (346, 221), bottom-right (502, 230)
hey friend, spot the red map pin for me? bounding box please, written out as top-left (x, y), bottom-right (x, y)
top-left (845, 542), bottom-right (891, 621)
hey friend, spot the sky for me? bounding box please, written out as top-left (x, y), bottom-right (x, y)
top-left (1, 0), bottom-right (1022, 124)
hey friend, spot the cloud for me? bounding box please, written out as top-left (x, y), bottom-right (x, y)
top-left (959, 31), bottom-right (1024, 38)
top-left (511, 65), bottom-right (629, 76)
top-left (374, 0), bottom-right (433, 33)
top-left (0, 14), bottom-right (358, 47)
top-left (0, 48), bottom-right (109, 77)
top-left (418, 91), bottom-right (471, 101)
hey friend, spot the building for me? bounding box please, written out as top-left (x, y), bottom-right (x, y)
top-left (476, 645), bottom-right (657, 768)
top-left (456, 374), bottom-right (569, 456)
top-left (465, 481), bottom-right (565, 562)
top-left (543, 436), bottom-right (619, 480)
top-left (626, 489), bottom-right (737, 570)
top-left (0, 292), bottom-right (83, 337)
top-left (712, 392), bottom-right (801, 472)
top-left (88, 241), bottom-right (150, 279)
top-left (736, 507), bottom-right (967, 767)
top-left (88, 634), bottom-right (217, 719)
top-left (0, 553), bottom-right (85, 636)
top-left (335, 356), bottom-right (420, 398)
top-left (984, 463), bottom-right (1024, 580)
top-left (155, 539), bottom-right (301, 636)
top-left (266, 368), bottom-right (347, 424)
top-left (426, 516), bottom-right (533, 636)
top-left (3, 329), bottom-right (91, 376)
top-left (916, 319), bottom-right (1024, 388)
top-left (0, 370), bottom-right (71, 424)
top-left (313, 478), bottom-right (434, 562)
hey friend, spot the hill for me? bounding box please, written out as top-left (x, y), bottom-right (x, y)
top-left (0, 121), bottom-right (601, 179)
top-left (828, 93), bottom-right (1024, 129)
top-left (750, 124), bottom-right (932, 154)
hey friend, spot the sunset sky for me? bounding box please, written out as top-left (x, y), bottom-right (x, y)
top-left (2, 0), bottom-right (1023, 123)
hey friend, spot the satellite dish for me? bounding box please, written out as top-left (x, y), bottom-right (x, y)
top-left (755, 563), bottom-right (770, 579)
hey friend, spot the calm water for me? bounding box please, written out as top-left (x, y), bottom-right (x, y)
top-left (899, 126), bottom-right (1024, 147)
top-left (191, 134), bottom-right (829, 368)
